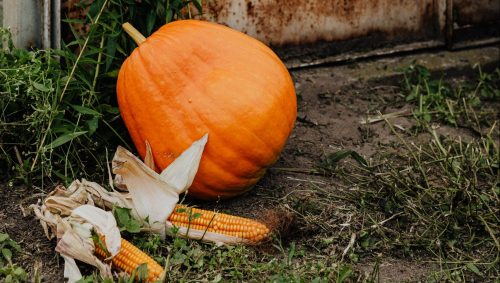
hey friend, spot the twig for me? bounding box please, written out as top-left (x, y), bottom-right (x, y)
top-left (370, 212), bottom-right (402, 229)
top-left (342, 233), bottom-right (356, 258)
top-left (285, 177), bottom-right (326, 185)
top-left (360, 109), bottom-right (411, 124)
top-left (13, 146), bottom-right (23, 165)
top-left (105, 147), bottom-right (114, 190)
top-left (430, 126), bottom-right (448, 156)
top-left (271, 167), bottom-right (320, 174)
top-left (479, 215), bottom-right (500, 253)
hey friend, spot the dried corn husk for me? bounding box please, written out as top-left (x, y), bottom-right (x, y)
top-left (31, 134), bottom-right (269, 280)
top-left (31, 135), bottom-right (208, 281)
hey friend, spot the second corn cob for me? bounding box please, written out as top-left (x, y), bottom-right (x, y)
top-left (94, 237), bottom-right (163, 282)
top-left (93, 204), bottom-right (269, 282)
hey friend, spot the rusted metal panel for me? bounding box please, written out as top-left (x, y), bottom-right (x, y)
top-left (1, 0), bottom-right (496, 64)
top-left (200, 0), bottom-right (446, 47)
top-left (450, 0), bottom-right (499, 49)
top-left (453, 0), bottom-right (500, 27)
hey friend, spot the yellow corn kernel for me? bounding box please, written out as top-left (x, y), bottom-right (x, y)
top-left (94, 237), bottom-right (163, 282)
top-left (168, 205), bottom-right (270, 242)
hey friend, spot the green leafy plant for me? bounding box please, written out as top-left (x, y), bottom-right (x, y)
top-left (75, 263), bottom-right (158, 283)
top-left (401, 62), bottom-right (458, 124)
top-left (113, 206), bottom-right (143, 233)
top-left (399, 62), bottom-right (499, 129)
top-left (0, 0), bottom-right (202, 185)
top-left (0, 233), bottom-right (28, 282)
top-left (475, 66), bottom-right (500, 100)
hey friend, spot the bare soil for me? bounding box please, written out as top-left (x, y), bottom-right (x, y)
top-left (1, 47), bottom-right (498, 282)
top-left (0, 185), bottom-right (63, 281)
top-left (198, 68), bottom-right (441, 282)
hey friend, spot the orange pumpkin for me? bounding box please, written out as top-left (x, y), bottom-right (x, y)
top-left (117, 20), bottom-right (296, 200)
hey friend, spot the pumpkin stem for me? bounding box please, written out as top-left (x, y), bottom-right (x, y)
top-left (122, 22), bottom-right (146, 45)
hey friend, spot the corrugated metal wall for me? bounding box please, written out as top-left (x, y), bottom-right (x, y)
top-left (451, 0), bottom-right (500, 48)
top-left (201, 0), bottom-right (445, 47)
top-left (1, 0), bottom-right (60, 49)
top-left (454, 0), bottom-right (499, 27)
top-left (1, 0), bottom-right (498, 66)
top-left (198, 0), bottom-right (499, 67)
top-left (0, 0), bottom-right (3, 25)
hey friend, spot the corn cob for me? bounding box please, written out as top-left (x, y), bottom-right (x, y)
top-left (94, 237), bottom-right (163, 282)
top-left (168, 205), bottom-right (270, 242)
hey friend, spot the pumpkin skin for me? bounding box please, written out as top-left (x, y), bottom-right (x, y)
top-left (117, 20), bottom-right (296, 200)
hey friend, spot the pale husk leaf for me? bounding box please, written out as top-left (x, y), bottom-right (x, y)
top-left (70, 205), bottom-right (121, 256)
top-left (144, 140), bottom-right (156, 170)
top-left (70, 179), bottom-right (138, 218)
top-left (55, 218), bottom-right (112, 279)
top-left (43, 184), bottom-right (92, 217)
top-left (30, 202), bottom-right (60, 240)
top-left (112, 146), bottom-right (179, 236)
top-left (111, 134), bottom-right (208, 236)
top-left (61, 255), bottom-right (83, 283)
top-left (160, 134), bottom-right (208, 194)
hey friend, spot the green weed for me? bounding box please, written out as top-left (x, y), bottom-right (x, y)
top-left (138, 235), bottom-right (351, 282)
top-left (73, 232), bottom-right (358, 282)
top-left (317, 122), bottom-right (499, 280)
top-left (0, 0), bottom-right (202, 185)
top-left (400, 62), bottom-right (499, 131)
top-left (0, 233), bottom-right (28, 282)
top-left (113, 206), bottom-right (143, 234)
top-left (279, 67), bottom-right (500, 281)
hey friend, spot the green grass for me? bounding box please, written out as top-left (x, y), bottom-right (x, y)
top-left (302, 65), bottom-right (500, 281)
top-left (342, 126), bottom-right (498, 279)
top-left (400, 62), bottom-right (499, 131)
top-left (76, 234), bottom-right (369, 283)
top-left (266, 65), bottom-right (499, 281)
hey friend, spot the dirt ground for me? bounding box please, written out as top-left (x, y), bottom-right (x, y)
top-left (1, 46), bottom-right (498, 282)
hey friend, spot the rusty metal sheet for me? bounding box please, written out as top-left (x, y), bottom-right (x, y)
top-left (199, 0), bottom-right (446, 47)
top-left (450, 0), bottom-right (500, 49)
top-left (453, 0), bottom-right (500, 27)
